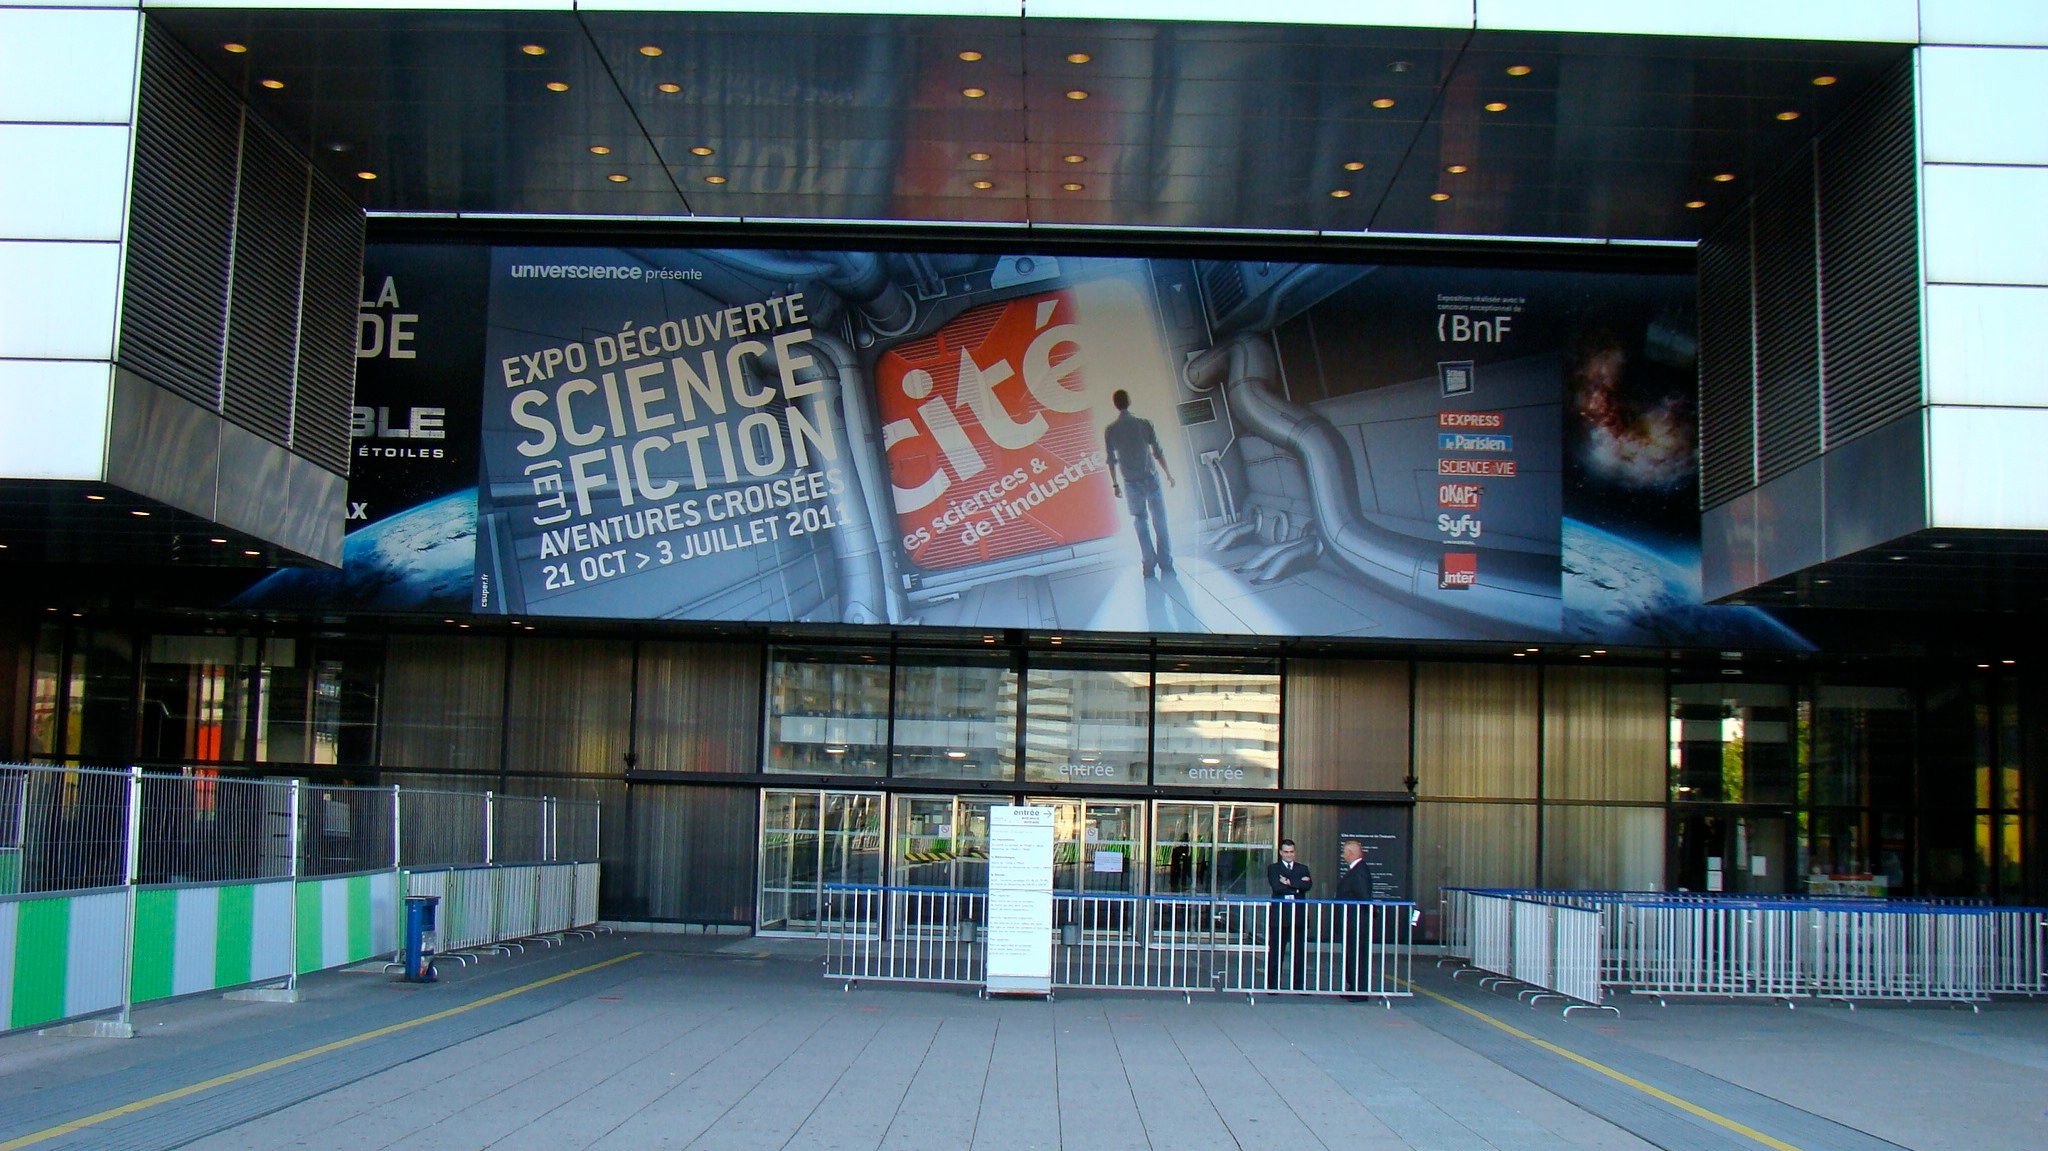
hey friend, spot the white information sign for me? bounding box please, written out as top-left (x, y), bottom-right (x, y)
top-left (986, 804), bottom-right (1055, 997)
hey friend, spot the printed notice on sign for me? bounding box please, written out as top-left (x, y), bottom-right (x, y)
top-left (986, 804), bottom-right (1055, 996)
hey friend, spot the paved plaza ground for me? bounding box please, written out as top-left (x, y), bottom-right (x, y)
top-left (0, 932), bottom-right (2042, 1150)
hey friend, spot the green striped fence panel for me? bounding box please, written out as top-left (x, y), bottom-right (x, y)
top-left (294, 872), bottom-right (399, 974)
top-left (1, 890), bottom-right (128, 1032)
top-left (128, 881), bottom-right (294, 1003)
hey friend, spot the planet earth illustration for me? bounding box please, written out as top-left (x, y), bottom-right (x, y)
top-left (234, 489), bottom-right (476, 611)
top-left (1561, 518), bottom-right (1809, 649)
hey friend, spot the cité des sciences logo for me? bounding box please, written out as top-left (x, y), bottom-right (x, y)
top-left (1439, 551), bottom-right (1478, 589)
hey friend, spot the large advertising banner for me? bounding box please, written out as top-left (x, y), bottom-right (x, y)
top-left (239, 241), bottom-right (1806, 651)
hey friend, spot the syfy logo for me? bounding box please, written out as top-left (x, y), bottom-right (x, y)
top-left (1439, 551), bottom-right (1478, 589)
top-left (1437, 513), bottom-right (1482, 540)
top-left (1437, 482), bottom-right (1482, 510)
top-left (1439, 458), bottom-right (1518, 477)
top-left (1438, 432), bottom-right (1512, 452)
top-left (1437, 411), bottom-right (1503, 430)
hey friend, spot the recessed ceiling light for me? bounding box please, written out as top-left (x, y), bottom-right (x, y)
top-left (520, 44), bottom-right (546, 57)
top-left (1812, 74), bottom-right (1837, 86)
top-left (223, 43), bottom-right (248, 54)
top-left (1484, 101), bottom-right (1508, 112)
top-left (1062, 153), bottom-right (1085, 164)
top-left (2002, 659), bottom-right (2016, 665)
top-left (1066, 52), bottom-right (1092, 64)
top-left (1371, 97), bottom-right (1396, 109)
top-left (85, 494), bottom-right (106, 501)
top-left (1814, 577), bottom-right (1831, 585)
top-left (946, 750), bottom-right (968, 759)
top-left (259, 79), bottom-right (284, 90)
top-left (958, 49), bottom-right (983, 62)
top-left (546, 81), bottom-right (569, 92)
top-left (704, 174), bottom-right (727, 184)
top-left (589, 145), bottom-right (611, 155)
top-left (638, 45), bottom-right (663, 57)
top-left (326, 142), bottom-right (352, 153)
top-left (1776, 110), bottom-right (1801, 121)
top-left (130, 510), bottom-right (150, 518)
top-left (962, 87), bottom-right (986, 98)
top-left (657, 82), bottom-right (681, 93)
top-left (1065, 89), bottom-right (1088, 100)
top-left (1445, 163), bottom-right (1468, 174)
top-left (972, 179), bottom-right (994, 190)
top-left (1713, 172), bottom-right (1736, 182)
top-left (608, 173), bottom-right (630, 183)
top-left (1686, 199), bottom-right (1706, 209)
top-left (1888, 553), bottom-right (1907, 560)
top-left (243, 549), bottom-right (261, 557)
top-left (1343, 160), bottom-right (1365, 171)
top-left (1061, 182), bottom-right (1084, 191)
top-left (210, 538), bottom-right (227, 544)
top-left (1430, 191), bottom-right (1451, 201)
top-left (355, 170), bottom-right (377, 181)
top-left (968, 151), bottom-right (992, 161)
top-left (1329, 189), bottom-right (1352, 199)
top-left (690, 145), bottom-right (714, 156)
top-left (1505, 64), bottom-right (1531, 76)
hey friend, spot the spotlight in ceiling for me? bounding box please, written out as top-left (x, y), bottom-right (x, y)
top-left (962, 87), bottom-right (986, 98)
top-left (210, 537), bottom-right (227, 544)
top-left (1062, 153), bottom-right (1086, 164)
top-left (130, 510), bottom-right (150, 518)
top-left (638, 45), bottom-right (663, 57)
top-left (1066, 52), bottom-right (1092, 64)
top-left (969, 150), bottom-right (992, 161)
top-left (223, 43), bottom-right (248, 54)
top-left (589, 145), bottom-right (611, 155)
top-left (607, 173), bottom-right (629, 183)
top-left (259, 78), bottom-right (285, 90)
top-left (1329, 189), bottom-right (1352, 199)
top-left (1812, 74), bottom-right (1837, 86)
top-left (1776, 110), bottom-right (1801, 121)
top-left (971, 179), bottom-right (994, 190)
top-left (657, 82), bottom-right (681, 93)
top-left (958, 49), bottom-right (983, 62)
top-left (355, 170), bottom-right (378, 181)
top-left (1371, 97), bottom-right (1396, 109)
top-left (1484, 101), bottom-right (1508, 112)
top-left (546, 81), bottom-right (569, 92)
top-left (1713, 172), bottom-right (1736, 182)
top-left (1686, 199), bottom-right (1706, 209)
top-left (1061, 182), bottom-right (1084, 191)
top-left (1505, 64), bottom-right (1532, 76)
top-left (520, 44), bottom-right (546, 57)
top-left (1065, 89), bottom-right (1089, 100)
top-left (704, 174), bottom-right (727, 184)
top-left (85, 494), bottom-right (106, 501)
top-left (690, 145), bottom-right (714, 156)
top-left (1342, 160), bottom-right (1365, 171)
top-left (1445, 163), bottom-right (1468, 174)
top-left (1430, 191), bottom-right (1451, 202)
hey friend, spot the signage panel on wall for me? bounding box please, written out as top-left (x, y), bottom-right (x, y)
top-left (237, 241), bottom-right (1808, 651)
top-left (986, 804), bottom-right (1055, 997)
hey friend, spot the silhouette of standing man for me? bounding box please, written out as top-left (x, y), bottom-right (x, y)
top-left (1104, 389), bottom-right (1176, 578)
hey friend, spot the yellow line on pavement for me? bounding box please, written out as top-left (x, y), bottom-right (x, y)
top-left (1405, 980), bottom-right (1803, 1151)
top-left (0, 951), bottom-right (646, 1151)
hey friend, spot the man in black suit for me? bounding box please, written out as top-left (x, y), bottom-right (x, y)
top-left (1333, 838), bottom-right (1375, 993)
top-left (1264, 839), bottom-right (1312, 989)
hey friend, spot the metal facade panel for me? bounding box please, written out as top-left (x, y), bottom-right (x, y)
top-left (1697, 208), bottom-right (1754, 509)
top-left (221, 120), bottom-right (305, 448)
top-left (1751, 154), bottom-right (1819, 486)
top-left (295, 176), bottom-right (363, 475)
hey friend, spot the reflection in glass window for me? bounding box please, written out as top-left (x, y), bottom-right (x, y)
top-left (1668, 682), bottom-right (1796, 804)
top-left (1152, 661), bottom-right (1279, 788)
top-left (1024, 658), bottom-right (1150, 785)
top-left (891, 651), bottom-right (1016, 781)
top-left (764, 648), bottom-right (888, 775)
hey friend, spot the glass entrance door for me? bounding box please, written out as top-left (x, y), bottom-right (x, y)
top-left (1151, 801), bottom-right (1278, 898)
top-left (758, 788), bottom-right (883, 933)
top-left (892, 794), bottom-right (1000, 890)
top-left (1025, 798), bottom-right (1145, 894)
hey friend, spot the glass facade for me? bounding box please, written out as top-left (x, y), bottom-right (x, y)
top-left (1023, 656), bottom-right (1150, 785)
top-left (764, 649), bottom-right (889, 776)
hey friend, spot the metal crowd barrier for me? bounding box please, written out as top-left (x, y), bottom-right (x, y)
top-left (1443, 887), bottom-right (2047, 1010)
top-left (822, 885), bottom-right (1415, 1003)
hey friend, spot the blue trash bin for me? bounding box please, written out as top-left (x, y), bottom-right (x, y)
top-left (402, 894), bottom-right (440, 982)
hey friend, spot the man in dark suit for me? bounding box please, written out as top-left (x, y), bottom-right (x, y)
top-left (1333, 838), bottom-right (1375, 993)
top-left (1264, 839), bottom-right (1312, 989)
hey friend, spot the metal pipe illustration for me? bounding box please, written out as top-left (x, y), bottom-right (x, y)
top-left (1186, 334), bottom-right (1558, 627)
